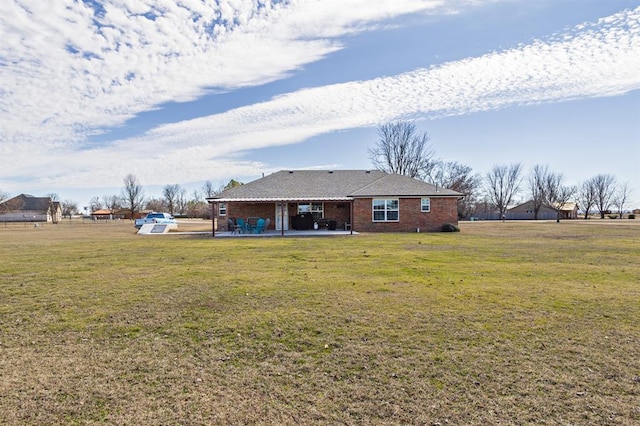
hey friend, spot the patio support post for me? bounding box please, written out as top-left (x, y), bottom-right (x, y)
top-left (280, 202), bottom-right (285, 236)
top-left (211, 202), bottom-right (215, 237)
top-left (350, 199), bottom-right (354, 235)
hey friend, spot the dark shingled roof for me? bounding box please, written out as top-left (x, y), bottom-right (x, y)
top-left (209, 170), bottom-right (462, 201)
top-left (0, 194), bottom-right (53, 211)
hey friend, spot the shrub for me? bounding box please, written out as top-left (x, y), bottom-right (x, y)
top-left (629, 214), bottom-right (635, 219)
top-left (608, 215), bottom-right (618, 219)
top-left (442, 223), bottom-right (460, 232)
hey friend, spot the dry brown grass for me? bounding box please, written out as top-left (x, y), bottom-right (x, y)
top-left (0, 219), bottom-right (639, 424)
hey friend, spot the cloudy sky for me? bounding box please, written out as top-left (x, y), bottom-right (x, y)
top-left (1, 0), bottom-right (639, 209)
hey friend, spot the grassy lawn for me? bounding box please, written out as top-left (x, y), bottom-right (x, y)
top-left (1, 220), bottom-right (638, 424)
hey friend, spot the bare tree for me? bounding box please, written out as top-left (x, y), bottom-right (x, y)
top-left (541, 171), bottom-right (576, 223)
top-left (0, 195), bottom-right (23, 214)
top-left (485, 163), bottom-right (523, 219)
top-left (613, 182), bottom-right (631, 219)
top-left (46, 194), bottom-right (60, 224)
top-left (528, 165), bottom-right (549, 220)
top-left (121, 174), bottom-right (145, 219)
top-left (427, 161), bottom-right (481, 219)
top-left (201, 181), bottom-right (216, 198)
top-left (89, 196), bottom-right (102, 212)
top-left (592, 174), bottom-right (617, 219)
top-left (369, 121), bottom-right (435, 179)
top-left (186, 189), bottom-right (207, 218)
top-left (145, 197), bottom-right (166, 212)
top-left (163, 184), bottom-right (182, 215)
top-left (102, 194), bottom-right (121, 215)
top-left (576, 178), bottom-right (597, 219)
top-left (0, 190), bottom-right (11, 213)
top-left (176, 186), bottom-right (187, 216)
top-left (61, 200), bottom-right (78, 218)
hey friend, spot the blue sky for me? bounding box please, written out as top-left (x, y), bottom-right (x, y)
top-left (1, 0), bottom-right (639, 209)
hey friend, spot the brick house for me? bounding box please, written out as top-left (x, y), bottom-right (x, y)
top-left (206, 170), bottom-right (462, 234)
top-left (0, 194), bottom-right (62, 223)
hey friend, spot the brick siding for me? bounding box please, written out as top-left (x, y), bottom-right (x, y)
top-left (353, 197), bottom-right (458, 232)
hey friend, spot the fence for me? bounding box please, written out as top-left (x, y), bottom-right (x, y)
top-left (472, 212), bottom-right (562, 221)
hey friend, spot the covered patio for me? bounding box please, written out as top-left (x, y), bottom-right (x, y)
top-left (207, 197), bottom-right (354, 238)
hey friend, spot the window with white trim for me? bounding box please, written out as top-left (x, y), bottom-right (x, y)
top-left (298, 202), bottom-right (324, 220)
top-left (219, 202), bottom-right (227, 216)
top-left (421, 198), bottom-right (431, 212)
top-left (372, 199), bottom-right (399, 222)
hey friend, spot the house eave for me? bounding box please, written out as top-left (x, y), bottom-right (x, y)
top-left (350, 194), bottom-right (463, 198)
top-left (208, 194), bottom-right (462, 203)
top-left (207, 197), bottom-right (353, 203)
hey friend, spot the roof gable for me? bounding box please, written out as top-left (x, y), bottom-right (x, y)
top-left (350, 173), bottom-right (462, 197)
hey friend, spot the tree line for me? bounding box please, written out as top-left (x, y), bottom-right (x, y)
top-left (85, 176), bottom-right (243, 219)
top-left (369, 121), bottom-right (633, 220)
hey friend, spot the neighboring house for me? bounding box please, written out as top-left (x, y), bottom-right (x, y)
top-left (91, 209), bottom-right (114, 220)
top-left (0, 194), bottom-right (62, 223)
top-left (90, 208), bottom-right (140, 220)
top-left (207, 170), bottom-right (463, 233)
top-left (507, 200), bottom-right (578, 220)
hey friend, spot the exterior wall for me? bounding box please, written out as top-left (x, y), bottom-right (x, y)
top-left (49, 206), bottom-right (62, 223)
top-left (223, 198), bottom-right (458, 232)
top-left (508, 201), bottom-right (539, 214)
top-left (321, 202), bottom-right (351, 229)
top-left (0, 210), bottom-right (48, 222)
top-left (353, 197), bottom-right (458, 232)
top-left (224, 203), bottom-right (276, 231)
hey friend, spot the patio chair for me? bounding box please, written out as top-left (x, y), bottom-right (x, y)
top-left (253, 218), bottom-right (266, 234)
top-left (263, 218), bottom-right (270, 233)
top-left (227, 218), bottom-right (239, 234)
top-left (236, 218), bottom-right (248, 234)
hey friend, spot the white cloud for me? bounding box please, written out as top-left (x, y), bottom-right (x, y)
top-left (0, 0), bottom-right (447, 148)
top-left (99, 5), bottom-right (638, 186)
top-left (1, 1), bottom-right (639, 195)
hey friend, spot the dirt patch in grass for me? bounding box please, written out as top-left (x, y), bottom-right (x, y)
top-left (1, 220), bottom-right (639, 424)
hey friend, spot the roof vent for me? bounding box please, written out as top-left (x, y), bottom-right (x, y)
top-left (328, 170), bottom-right (333, 174)
top-left (365, 170), bottom-right (371, 174)
top-left (288, 171), bottom-right (294, 174)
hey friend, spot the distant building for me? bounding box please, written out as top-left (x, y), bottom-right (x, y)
top-left (90, 209), bottom-right (114, 220)
top-left (0, 194), bottom-right (62, 223)
top-left (508, 200), bottom-right (578, 220)
top-left (90, 208), bottom-right (145, 220)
